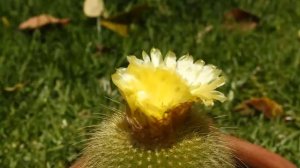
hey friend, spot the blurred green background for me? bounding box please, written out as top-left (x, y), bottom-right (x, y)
top-left (1, 0), bottom-right (299, 167)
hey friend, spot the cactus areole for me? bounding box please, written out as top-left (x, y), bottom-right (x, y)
top-left (82, 49), bottom-right (234, 168)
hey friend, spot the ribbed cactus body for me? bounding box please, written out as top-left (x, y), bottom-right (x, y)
top-left (82, 111), bottom-right (234, 168)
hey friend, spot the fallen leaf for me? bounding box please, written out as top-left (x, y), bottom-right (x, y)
top-left (196, 25), bottom-right (213, 43)
top-left (83, 0), bottom-right (105, 18)
top-left (4, 83), bottom-right (24, 92)
top-left (284, 115), bottom-right (294, 122)
top-left (99, 4), bottom-right (149, 37)
top-left (224, 8), bottom-right (259, 31)
top-left (19, 14), bottom-right (69, 30)
top-left (1, 16), bottom-right (10, 27)
top-left (100, 20), bottom-right (128, 37)
top-left (106, 4), bottom-right (149, 24)
top-left (224, 8), bottom-right (259, 22)
top-left (234, 97), bottom-right (283, 118)
top-left (95, 44), bottom-right (111, 53)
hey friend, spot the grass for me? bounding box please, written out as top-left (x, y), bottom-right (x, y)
top-left (1, 0), bottom-right (300, 167)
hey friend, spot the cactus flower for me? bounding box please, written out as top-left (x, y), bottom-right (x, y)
top-left (112, 48), bottom-right (226, 136)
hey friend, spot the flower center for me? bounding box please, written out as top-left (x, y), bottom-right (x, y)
top-left (131, 64), bottom-right (192, 117)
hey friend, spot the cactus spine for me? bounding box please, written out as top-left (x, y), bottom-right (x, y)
top-left (82, 110), bottom-right (234, 168)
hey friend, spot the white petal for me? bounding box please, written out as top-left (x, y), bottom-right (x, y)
top-left (176, 55), bottom-right (194, 84)
top-left (203, 100), bottom-right (214, 106)
top-left (142, 51), bottom-right (150, 63)
top-left (193, 60), bottom-right (205, 74)
top-left (195, 65), bottom-right (216, 84)
top-left (211, 76), bottom-right (226, 88)
top-left (209, 91), bottom-right (227, 102)
top-left (176, 55), bottom-right (194, 77)
top-left (150, 48), bottom-right (162, 67)
top-left (127, 56), bottom-right (142, 65)
top-left (177, 55), bottom-right (194, 67)
top-left (164, 51), bottom-right (177, 69)
top-left (186, 60), bottom-right (205, 86)
top-left (116, 68), bottom-right (126, 74)
top-left (195, 59), bottom-right (205, 66)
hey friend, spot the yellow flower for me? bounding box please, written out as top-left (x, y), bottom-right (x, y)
top-left (112, 48), bottom-right (226, 124)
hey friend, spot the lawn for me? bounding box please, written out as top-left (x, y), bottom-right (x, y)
top-left (0, 0), bottom-right (299, 167)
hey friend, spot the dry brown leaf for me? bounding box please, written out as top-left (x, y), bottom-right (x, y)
top-left (224, 8), bottom-right (259, 31)
top-left (19, 14), bottom-right (69, 30)
top-left (235, 97), bottom-right (283, 118)
top-left (83, 0), bottom-right (105, 18)
top-left (101, 20), bottom-right (128, 37)
top-left (4, 83), bottom-right (24, 92)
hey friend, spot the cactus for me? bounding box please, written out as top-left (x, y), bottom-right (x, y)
top-left (81, 49), bottom-right (234, 167)
top-left (82, 111), bottom-right (233, 168)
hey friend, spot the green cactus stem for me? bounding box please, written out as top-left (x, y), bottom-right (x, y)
top-left (82, 109), bottom-right (234, 168)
